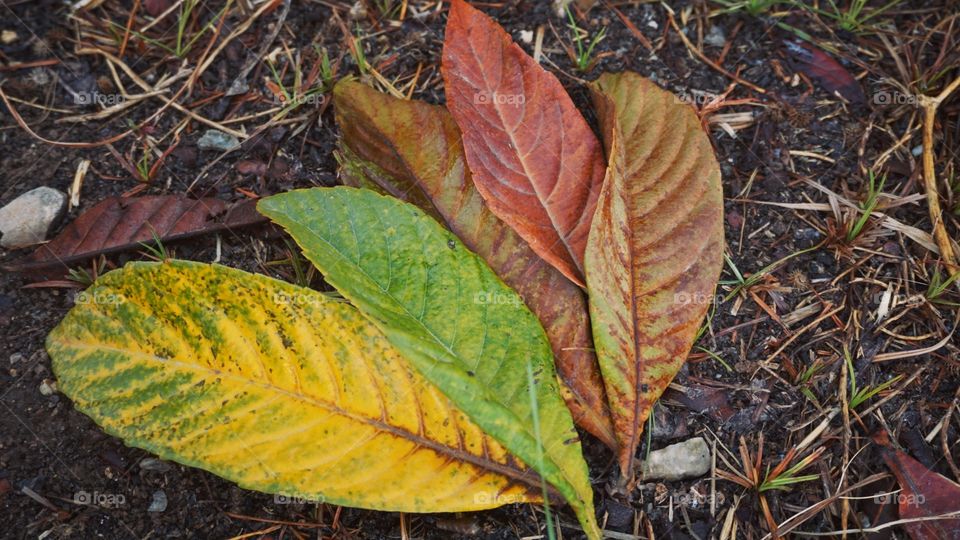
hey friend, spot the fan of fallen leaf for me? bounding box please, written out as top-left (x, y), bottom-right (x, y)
top-left (43, 1), bottom-right (723, 538)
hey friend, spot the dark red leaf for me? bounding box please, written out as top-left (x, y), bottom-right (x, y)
top-left (874, 430), bottom-right (960, 540)
top-left (3, 196), bottom-right (265, 273)
top-left (782, 40), bottom-right (865, 104)
top-left (144, 0), bottom-right (172, 16)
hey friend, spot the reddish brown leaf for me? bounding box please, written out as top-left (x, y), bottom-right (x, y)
top-left (874, 430), bottom-right (960, 539)
top-left (3, 196), bottom-right (265, 273)
top-left (665, 383), bottom-right (735, 423)
top-left (587, 72), bottom-right (724, 479)
top-left (332, 79), bottom-right (617, 450)
top-left (143, 0), bottom-right (172, 16)
top-left (441, 0), bottom-right (606, 287)
top-left (783, 40), bottom-right (865, 104)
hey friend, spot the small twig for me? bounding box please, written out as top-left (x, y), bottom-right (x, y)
top-left (917, 76), bottom-right (960, 276)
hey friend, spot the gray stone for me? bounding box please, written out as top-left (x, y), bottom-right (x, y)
top-left (148, 490), bottom-right (168, 512)
top-left (705, 25), bottom-right (726, 48)
top-left (196, 130), bottom-right (239, 152)
top-left (0, 187), bottom-right (67, 249)
top-left (640, 437), bottom-right (711, 481)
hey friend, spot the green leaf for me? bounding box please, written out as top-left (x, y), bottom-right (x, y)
top-left (332, 79), bottom-right (615, 451)
top-left (587, 72), bottom-right (725, 478)
top-left (48, 260), bottom-right (550, 511)
top-left (258, 187), bottom-right (599, 539)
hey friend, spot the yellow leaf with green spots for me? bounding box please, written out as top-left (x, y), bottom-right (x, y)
top-left (47, 260), bottom-right (547, 512)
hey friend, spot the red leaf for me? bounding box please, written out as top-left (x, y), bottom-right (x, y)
top-left (441, 0), bottom-right (606, 287)
top-left (874, 430), bottom-right (960, 540)
top-left (783, 40), bottom-right (865, 104)
top-left (3, 196), bottom-right (265, 273)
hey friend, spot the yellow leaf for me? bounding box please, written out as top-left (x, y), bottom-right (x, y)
top-left (48, 260), bottom-right (543, 511)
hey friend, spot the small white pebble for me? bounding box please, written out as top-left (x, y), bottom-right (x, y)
top-left (39, 379), bottom-right (58, 396)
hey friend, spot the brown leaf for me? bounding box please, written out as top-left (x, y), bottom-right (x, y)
top-left (782, 40), bottom-right (865, 104)
top-left (441, 0), bottom-right (606, 287)
top-left (143, 0), bottom-right (172, 17)
top-left (332, 79), bottom-right (617, 450)
top-left (874, 430), bottom-right (960, 540)
top-left (587, 72), bottom-right (724, 479)
top-left (3, 196), bottom-right (265, 273)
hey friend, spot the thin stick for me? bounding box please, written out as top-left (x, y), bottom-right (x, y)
top-left (918, 76), bottom-right (960, 275)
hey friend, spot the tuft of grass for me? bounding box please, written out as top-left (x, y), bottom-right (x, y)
top-left (712, 0), bottom-right (782, 16)
top-left (758, 448), bottom-right (822, 492)
top-left (565, 8), bottom-right (607, 72)
top-left (846, 170), bottom-right (886, 243)
top-left (285, 239), bottom-right (312, 288)
top-left (135, 148), bottom-right (152, 183)
top-left (315, 45), bottom-right (335, 91)
top-left (109, 0), bottom-right (226, 58)
top-left (66, 256), bottom-right (107, 287)
top-left (350, 29), bottom-right (369, 76)
top-left (721, 243), bottom-right (821, 302)
top-left (373, 0), bottom-right (401, 19)
top-left (796, 356), bottom-right (830, 405)
top-left (717, 435), bottom-right (824, 531)
top-left (926, 268), bottom-right (960, 306)
top-left (138, 228), bottom-right (169, 262)
top-left (803, 0), bottom-right (903, 34)
top-left (67, 266), bottom-right (96, 288)
top-left (844, 345), bottom-right (902, 409)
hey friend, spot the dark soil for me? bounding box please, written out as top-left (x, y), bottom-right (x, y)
top-left (2, 0), bottom-right (959, 539)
